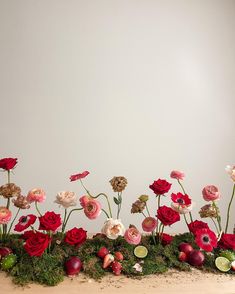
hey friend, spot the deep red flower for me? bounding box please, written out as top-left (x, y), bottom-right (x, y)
top-left (70, 171), bottom-right (90, 182)
top-left (64, 227), bottom-right (87, 246)
top-left (195, 228), bottom-right (217, 252)
top-left (14, 214), bottom-right (37, 232)
top-left (157, 205), bottom-right (180, 226)
top-left (218, 233), bottom-right (235, 250)
top-left (0, 158), bottom-right (17, 170)
top-left (149, 179), bottom-right (172, 195)
top-left (188, 220), bottom-right (209, 235)
top-left (171, 192), bottom-right (191, 206)
top-left (21, 230), bottom-right (36, 240)
top-left (160, 233), bottom-right (173, 246)
top-left (39, 211), bottom-right (62, 232)
top-left (24, 231), bottom-right (51, 256)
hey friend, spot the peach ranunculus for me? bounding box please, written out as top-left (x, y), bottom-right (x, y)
top-left (225, 165), bottom-right (235, 181)
top-left (101, 218), bottom-right (125, 240)
top-left (124, 227), bottom-right (141, 245)
top-left (0, 207), bottom-right (12, 224)
top-left (202, 185), bottom-right (220, 202)
top-left (142, 217), bottom-right (158, 232)
top-left (84, 199), bottom-right (101, 220)
top-left (79, 195), bottom-right (91, 208)
top-left (170, 170), bottom-right (185, 180)
top-left (27, 188), bottom-right (46, 203)
top-left (55, 191), bottom-right (77, 208)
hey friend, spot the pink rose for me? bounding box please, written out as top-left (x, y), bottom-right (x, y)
top-left (27, 188), bottom-right (46, 203)
top-left (84, 199), bottom-right (101, 220)
top-left (79, 195), bottom-right (91, 208)
top-left (170, 170), bottom-right (185, 180)
top-left (142, 217), bottom-right (158, 232)
top-left (124, 227), bottom-right (141, 245)
top-left (0, 207), bottom-right (12, 224)
top-left (202, 185), bottom-right (220, 202)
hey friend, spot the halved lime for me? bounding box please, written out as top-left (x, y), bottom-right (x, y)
top-left (220, 250), bottom-right (235, 262)
top-left (134, 245), bottom-right (148, 258)
top-left (215, 257), bottom-right (231, 272)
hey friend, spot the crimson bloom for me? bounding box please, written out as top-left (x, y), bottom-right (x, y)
top-left (157, 205), bottom-right (180, 226)
top-left (171, 192), bottom-right (191, 206)
top-left (24, 231), bottom-right (51, 256)
top-left (188, 220), bottom-right (209, 235)
top-left (0, 157), bottom-right (17, 170)
top-left (160, 233), bottom-right (173, 246)
top-left (64, 227), bottom-right (87, 246)
top-left (149, 179), bottom-right (172, 195)
top-left (218, 233), bottom-right (235, 250)
top-left (39, 211), bottom-right (62, 232)
top-left (14, 214), bottom-right (37, 232)
top-left (195, 228), bottom-right (217, 252)
top-left (70, 171), bottom-right (90, 182)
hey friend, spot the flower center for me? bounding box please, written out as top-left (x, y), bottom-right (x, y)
top-left (21, 216), bottom-right (28, 224)
top-left (110, 225), bottom-right (120, 234)
top-left (177, 198), bottom-right (184, 204)
top-left (202, 235), bottom-right (210, 243)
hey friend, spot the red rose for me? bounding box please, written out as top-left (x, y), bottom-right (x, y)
top-left (188, 220), bottom-right (209, 235)
top-left (0, 158), bottom-right (17, 170)
top-left (157, 205), bottom-right (180, 226)
top-left (160, 233), bottom-right (173, 246)
top-left (24, 231), bottom-right (51, 256)
top-left (149, 179), bottom-right (172, 195)
top-left (64, 227), bottom-right (87, 246)
top-left (39, 211), bottom-right (62, 232)
top-left (218, 233), bottom-right (235, 250)
top-left (21, 230), bottom-right (36, 240)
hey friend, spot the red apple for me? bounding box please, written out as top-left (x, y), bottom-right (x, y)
top-left (0, 247), bottom-right (12, 260)
top-left (97, 247), bottom-right (109, 259)
top-left (178, 251), bottom-right (187, 262)
top-left (65, 256), bottom-right (82, 276)
top-left (178, 243), bottom-right (193, 255)
top-left (188, 250), bottom-right (205, 267)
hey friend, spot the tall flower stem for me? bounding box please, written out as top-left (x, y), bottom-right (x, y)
top-left (157, 195), bottom-right (161, 209)
top-left (7, 208), bottom-right (20, 235)
top-left (102, 209), bottom-right (110, 218)
top-left (177, 179), bottom-right (193, 223)
top-left (35, 202), bottom-right (42, 216)
top-left (116, 192), bottom-right (122, 219)
top-left (225, 184), bottom-right (235, 233)
top-left (62, 209), bottom-right (68, 233)
top-left (210, 217), bottom-right (220, 236)
top-left (183, 214), bottom-right (189, 227)
top-left (212, 201), bottom-right (222, 233)
top-left (63, 208), bottom-right (83, 231)
top-left (141, 211), bottom-right (147, 218)
top-left (145, 203), bottom-right (151, 217)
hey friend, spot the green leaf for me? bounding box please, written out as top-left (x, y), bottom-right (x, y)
top-left (113, 197), bottom-right (120, 205)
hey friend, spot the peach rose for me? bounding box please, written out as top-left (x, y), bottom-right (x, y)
top-left (142, 217), bottom-right (158, 232)
top-left (0, 207), bottom-right (12, 224)
top-left (124, 227), bottom-right (141, 245)
top-left (170, 170), bottom-right (185, 180)
top-left (202, 185), bottom-right (220, 202)
top-left (55, 191), bottom-right (77, 208)
top-left (27, 188), bottom-right (46, 203)
top-left (101, 218), bottom-right (125, 240)
top-left (84, 199), bottom-right (101, 220)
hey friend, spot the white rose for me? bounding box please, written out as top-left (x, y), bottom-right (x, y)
top-left (101, 218), bottom-right (125, 240)
top-left (54, 191), bottom-right (77, 208)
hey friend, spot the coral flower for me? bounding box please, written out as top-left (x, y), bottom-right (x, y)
top-left (84, 199), bottom-right (101, 220)
top-left (70, 171), bottom-right (90, 182)
top-left (124, 227), bottom-right (141, 245)
top-left (101, 218), bottom-right (125, 240)
top-left (170, 170), bottom-right (185, 180)
top-left (142, 217), bottom-right (158, 232)
top-left (202, 185), bottom-right (220, 202)
top-left (27, 188), bottom-right (46, 203)
top-left (195, 228), bottom-right (217, 252)
top-left (79, 195), bottom-right (91, 208)
top-left (14, 214), bottom-right (37, 232)
top-left (0, 207), bottom-right (12, 224)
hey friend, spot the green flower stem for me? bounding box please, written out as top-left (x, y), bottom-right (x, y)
top-left (152, 232), bottom-right (157, 245)
top-left (35, 202), bottom-right (42, 216)
top-left (63, 208), bottom-right (83, 231)
top-left (183, 214), bottom-right (189, 227)
top-left (79, 179), bottom-right (92, 196)
top-left (141, 211), bottom-right (147, 218)
top-left (7, 208), bottom-right (20, 235)
top-left (62, 209), bottom-right (68, 233)
top-left (210, 217), bottom-right (220, 236)
top-left (212, 201), bottom-right (222, 233)
top-left (177, 179), bottom-right (193, 223)
top-left (116, 192), bottom-right (122, 219)
top-left (157, 195), bottom-right (161, 209)
top-left (102, 209), bottom-right (110, 218)
top-left (92, 193), bottom-right (113, 218)
top-left (0, 224), bottom-right (2, 241)
top-left (145, 203), bottom-right (151, 217)
top-left (225, 184), bottom-right (235, 233)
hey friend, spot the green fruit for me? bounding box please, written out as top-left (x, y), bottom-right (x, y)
top-left (215, 256), bottom-right (231, 272)
top-left (1, 254), bottom-right (17, 270)
top-left (220, 250), bottom-right (235, 262)
top-left (134, 246), bottom-right (148, 258)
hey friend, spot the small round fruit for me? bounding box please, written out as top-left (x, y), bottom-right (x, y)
top-left (215, 257), bottom-right (231, 272)
top-left (134, 246), bottom-right (148, 258)
top-left (1, 254), bottom-right (17, 270)
top-left (0, 247), bottom-right (12, 260)
top-left (97, 247), bottom-right (109, 259)
top-left (65, 256), bottom-right (82, 276)
top-left (231, 260), bottom-right (235, 271)
top-left (178, 243), bottom-right (193, 255)
top-left (111, 261), bottom-right (122, 275)
top-left (115, 252), bottom-right (124, 261)
top-left (178, 251), bottom-right (187, 262)
top-left (220, 250), bottom-right (235, 262)
top-left (188, 250), bottom-right (205, 267)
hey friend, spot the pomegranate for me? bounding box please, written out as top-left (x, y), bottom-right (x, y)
top-left (65, 256), bottom-right (82, 276)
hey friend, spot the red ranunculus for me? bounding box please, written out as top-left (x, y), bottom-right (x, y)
top-left (14, 214), bottom-right (37, 232)
top-left (24, 231), bottom-right (51, 256)
top-left (149, 179), bottom-right (172, 195)
top-left (0, 157), bottom-right (17, 170)
top-left (39, 211), bottom-right (62, 232)
top-left (70, 171), bottom-right (90, 182)
top-left (64, 227), bottom-right (87, 246)
top-left (218, 233), bottom-right (235, 250)
top-left (188, 220), bottom-right (209, 235)
top-left (160, 233), bottom-right (173, 246)
top-left (157, 205), bottom-right (180, 226)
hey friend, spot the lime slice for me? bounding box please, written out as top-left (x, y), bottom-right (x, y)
top-left (215, 257), bottom-right (231, 272)
top-left (134, 245), bottom-right (148, 258)
top-left (220, 250), bottom-right (235, 262)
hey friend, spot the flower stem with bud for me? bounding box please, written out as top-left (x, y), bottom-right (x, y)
top-left (225, 183), bottom-right (235, 233)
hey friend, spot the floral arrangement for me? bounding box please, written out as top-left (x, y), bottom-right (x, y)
top-left (0, 157), bottom-right (235, 286)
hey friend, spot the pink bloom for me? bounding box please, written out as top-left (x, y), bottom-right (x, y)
top-left (142, 217), bottom-right (158, 232)
top-left (170, 170), bottom-right (185, 180)
top-left (27, 188), bottom-right (46, 203)
top-left (70, 171), bottom-right (90, 182)
top-left (84, 199), bottom-right (101, 220)
top-left (0, 207), bottom-right (12, 224)
top-left (124, 227), bottom-right (141, 245)
top-left (202, 185), bottom-right (220, 202)
top-left (79, 195), bottom-right (91, 208)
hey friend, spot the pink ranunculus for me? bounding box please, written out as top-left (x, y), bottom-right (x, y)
top-left (142, 217), bottom-right (158, 232)
top-left (84, 199), bottom-right (101, 220)
top-left (27, 188), bottom-right (46, 203)
top-left (0, 207), bottom-right (12, 224)
top-left (124, 227), bottom-right (141, 245)
top-left (170, 170), bottom-right (185, 180)
top-left (79, 195), bottom-right (91, 208)
top-left (202, 185), bottom-right (220, 202)
top-left (70, 171), bottom-right (90, 182)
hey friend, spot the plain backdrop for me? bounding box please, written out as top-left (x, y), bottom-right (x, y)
top-left (0, 0), bottom-right (235, 234)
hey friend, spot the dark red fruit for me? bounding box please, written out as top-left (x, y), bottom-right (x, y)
top-left (178, 243), bottom-right (193, 255)
top-left (65, 256), bottom-right (82, 276)
top-left (178, 251), bottom-right (187, 262)
top-left (0, 247), bottom-right (12, 260)
top-left (114, 251), bottom-right (124, 261)
top-left (111, 261), bottom-right (122, 275)
top-left (188, 250), bottom-right (205, 267)
top-left (97, 247), bottom-right (109, 259)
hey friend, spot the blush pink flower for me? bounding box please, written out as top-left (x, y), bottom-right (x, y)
top-left (142, 217), bottom-right (158, 232)
top-left (0, 207), bottom-right (12, 224)
top-left (202, 185), bottom-right (220, 202)
top-left (84, 199), bottom-right (101, 220)
top-left (225, 165), bottom-right (235, 181)
top-left (170, 170), bottom-right (185, 180)
top-left (70, 171), bottom-right (90, 182)
top-left (124, 227), bottom-right (141, 245)
top-left (27, 188), bottom-right (46, 203)
top-left (79, 195), bottom-right (91, 208)
top-left (101, 219), bottom-right (125, 240)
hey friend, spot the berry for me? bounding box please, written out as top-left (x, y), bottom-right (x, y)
top-left (103, 254), bottom-right (114, 269)
top-left (111, 261), bottom-right (122, 275)
top-left (97, 247), bottom-right (109, 259)
top-left (114, 252), bottom-right (124, 261)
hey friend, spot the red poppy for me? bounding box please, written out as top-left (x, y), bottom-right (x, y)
top-left (171, 192), bottom-right (191, 206)
top-left (70, 171), bottom-right (90, 182)
top-left (0, 158), bottom-right (17, 170)
top-left (14, 214), bottom-right (37, 232)
top-left (195, 228), bottom-right (217, 252)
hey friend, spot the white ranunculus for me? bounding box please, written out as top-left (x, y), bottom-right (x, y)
top-left (101, 218), bottom-right (125, 240)
top-left (54, 191), bottom-right (77, 208)
top-left (225, 165), bottom-right (235, 181)
top-left (171, 202), bottom-right (193, 215)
